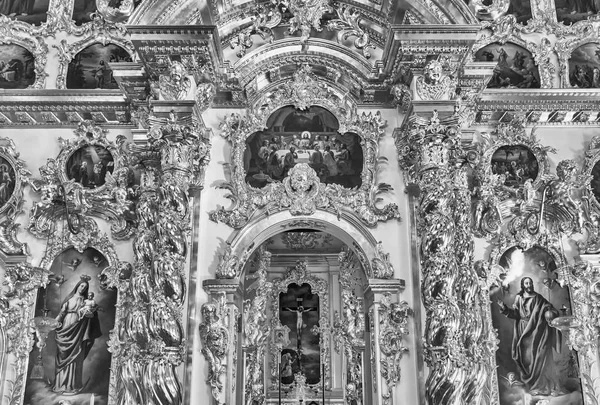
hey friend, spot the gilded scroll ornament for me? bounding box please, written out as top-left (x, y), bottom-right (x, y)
top-left (200, 292), bottom-right (229, 404)
top-left (275, 0), bottom-right (332, 44)
top-left (326, 6), bottom-right (376, 59)
top-left (0, 138), bottom-right (31, 256)
top-left (28, 121), bottom-right (136, 240)
top-left (210, 66), bottom-right (399, 229)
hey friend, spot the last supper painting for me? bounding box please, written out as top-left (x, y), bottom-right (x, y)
top-left (23, 247), bottom-right (117, 405)
top-left (244, 106), bottom-right (363, 189)
top-left (491, 246), bottom-right (583, 405)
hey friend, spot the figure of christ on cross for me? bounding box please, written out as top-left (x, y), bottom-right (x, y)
top-left (282, 299), bottom-right (318, 353)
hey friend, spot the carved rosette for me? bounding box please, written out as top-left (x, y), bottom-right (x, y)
top-left (117, 112), bottom-right (209, 404)
top-left (397, 111), bottom-right (493, 404)
top-left (28, 121), bottom-right (136, 240)
top-left (210, 68), bottom-right (400, 229)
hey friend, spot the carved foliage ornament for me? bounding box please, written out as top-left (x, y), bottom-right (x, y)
top-left (200, 292), bottom-right (229, 404)
top-left (326, 5), bottom-right (376, 59)
top-left (210, 67), bottom-right (399, 229)
top-left (0, 138), bottom-right (31, 256)
top-left (276, 0), bottom-right (332, 44)
top-left (29, 121), bottom-right (136, 240)
top-left (473, 117), bottom-right (556, 238)
top-left (55, 0), bottom-right (135, 36)
top-left (0, 18), bottom-right (49, 89)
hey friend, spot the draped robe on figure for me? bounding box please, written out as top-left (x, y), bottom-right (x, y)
top-left (502, 292), bottom-right (562, 395)
top-left (53, 295), bottom-right (102, 393)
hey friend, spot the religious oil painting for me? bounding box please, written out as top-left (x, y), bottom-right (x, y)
top-left (0, 155), bottom-right (16, 210)
top-left (0, 0), bottom-right (49, 25)
top-left (24, 247), bottom-right (117, 405)
top-left (590, 160), bottom-right (600, 202)
top-left (72, 0), bottom-right (143, 25)
top-left (555, 0), bottom-right (600, 25)
top-left (568, 43), bottom-right (600, 88)
top-left (66, 145), bottom-right (115, 189)
top-left (491, 246), bottom-right (583, 405)
top-left (506, 0), bottom-right (533, 24)
top-left (491, 145), bottom-right (539, 188)
top-left (475, 43), bottom-right (540, 89)
top-left (0, 44), bottom-right (36, 89)
top-left (279, 283), bottom-right (320, 385)
top-left (66, 43), bottom-right (131, 90)
top-left (244, 106), bottom-right (363, 189)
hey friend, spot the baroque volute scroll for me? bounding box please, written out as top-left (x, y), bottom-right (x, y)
top-left (210, 64), bottom-right (400, 229)
top-left (28, 120), bottom-right (136, 240)
top-left (0, 137), bottom-right (31, 257)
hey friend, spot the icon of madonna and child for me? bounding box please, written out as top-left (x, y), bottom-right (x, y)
top-left (24, 248), bottom-right (117, 405)
top-left (492, 246), bottom-right (584, 405)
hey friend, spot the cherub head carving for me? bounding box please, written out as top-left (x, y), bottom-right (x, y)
top-left (424, 61), bottom-right (444, 85)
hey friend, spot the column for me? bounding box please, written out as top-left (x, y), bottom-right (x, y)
top-left (398, 111), bottom-right (493, 405)
top-left (364, 278), bottom-right (408, 405)
top-left (117, 102), bottom-right (206, 405)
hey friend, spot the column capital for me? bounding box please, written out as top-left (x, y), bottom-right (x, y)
top-left (203, 278), bottom-right (243, 298)
top-left (364, 278), bottom-right (405, 301)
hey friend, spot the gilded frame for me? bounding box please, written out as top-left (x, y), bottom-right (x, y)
top-left (477, 119), bottom-right (555, 199)
top-left (0, 24), bottom-right (49, 90)
top-left (58, 0), bottom-right (136, 35)
top-left (0, 137), bottom-right (31, 256)
top-left (268, 260), bottom-right (331, 392)
top-left (556, 38), bottom-right (600, 89)
top-left (210, 65), bottom-right (401, 230)
top-left (29, 120), bottom-right (135, 240)
top-left (54, 34), bottom-right (134, 90)
top-left (0, 218), bottom-right (130, 405)
top-left (487, 232), bottom-right (598, 405)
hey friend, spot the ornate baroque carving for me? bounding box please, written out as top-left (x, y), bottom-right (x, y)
top-left (28, 121), bottom-right (136, 240)
top-left (415, 60), bottom-right (456, 101)
top-left (397, 111), bottom-right (494, 404)
top-left (210, 66), bottom-right (400, 229)
top-left (200, 292), bottom-right (229, 404)
top-left (326, 6), bottom-right (376, 59)
top-left (0, 138), bottom-right (31, 256)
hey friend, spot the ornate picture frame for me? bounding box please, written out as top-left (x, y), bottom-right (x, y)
top-left (0, 219), bottom-right (131, 405)
top-left (29, 120), bottom-right (136, 240)
top-left (54, 34), bottom-right (134, 89)
top-left (210, 65), bottom-right (400, 229)
top-left (57, 0), bottom-right (137, 36)
top-left (268, 260), bottom-right (331, 392)
top-left (0, 23), bottom-right (50, 89)
top-left (0, 137), bottom-right (31, 256)
top-left (486, 233), bottom-right (598, 405)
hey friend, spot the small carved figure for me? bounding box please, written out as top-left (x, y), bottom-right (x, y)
top-left (416, 60), bottom-right (456, 101)
top-left (158, 60), bottom-right (192, 101)
top-left (200, 297), bottom-right (229, 402)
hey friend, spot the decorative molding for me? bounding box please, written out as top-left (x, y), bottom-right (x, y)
top-left (326, 5), bottom-right (376, 59)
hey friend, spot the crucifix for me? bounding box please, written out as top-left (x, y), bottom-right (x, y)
top-left (282, 297), bottom-right (318, 353)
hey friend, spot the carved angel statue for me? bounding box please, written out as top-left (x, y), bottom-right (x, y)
top-left (416, 60), bottom-right (456, 101)
top-left (371, 241), bottom-right (394, 278)
top-left (199, 294), bottom-right (229, 402)
top-left (243, 294), bottom-right (270, 347)
top-left (216, 242), bottom-right (239, 279)
top-left (103, 168), bottom-right (133, 215)
top-left (545, 160), bottom-right (591, 232)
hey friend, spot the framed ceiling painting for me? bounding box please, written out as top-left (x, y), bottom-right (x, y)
top-left (210, 64), bottom-right (401, 229)
top-left (0, 220), bottom-right (131, 405)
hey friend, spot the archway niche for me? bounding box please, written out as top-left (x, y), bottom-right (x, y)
top-left (202, 213), bottom-right (406, 405)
